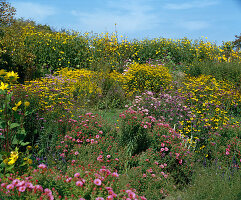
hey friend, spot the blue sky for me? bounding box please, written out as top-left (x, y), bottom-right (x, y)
top-left (7, 0), bottom-right (241, 45)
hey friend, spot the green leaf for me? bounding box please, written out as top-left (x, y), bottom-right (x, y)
top-left (10, 123), bottom-right (20, 129)
top-left (20, 141), bottom-right (30, 146)
top-left (12, 136), bottom-right (18, 145)
top-left (0, 121), bottom-right (5, 129)
top-left (6, 164), bottom-right (14, 171)
top-left (18, 128), bottom-right (26, 136)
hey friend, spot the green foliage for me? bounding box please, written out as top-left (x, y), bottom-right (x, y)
top-left (169, 165), bottom-right (241, 200)
top-left (0, 0), bottom-right (16, 26)
top-left (118, 109), bottom-right (153, 155)
top-left (184, 60), bottom-right (241, 90)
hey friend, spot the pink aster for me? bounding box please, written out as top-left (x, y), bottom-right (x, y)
top-left (16, 181), bottom-right (25, 187)
top-left (25, 182), bottom-right (34, 189)
top-left (66, 177), bottom-right (72, 183)
top-left (96, 197), bottom-right (104, 200)
top-left (74, 173), bottom-right (80, 178)
top-left (38, 163), bottom-right (47, 169)
top-left (18, 186), bottom-right (26, 192)
top-left (94, 178), bottom-right (102, 186)
top-left (35, 185), bottom-right (43, 192)
top-left (76, 181), bottom-right (84, 187)
top-left (112, 172), bottom-right (119, 177)
top-left (12, 179), bottom-right (20, 185)
top-left (44, 188), bottom-right (52, 195)
top-left (106, 195), bottom-right (114, 200)
top-left (6, 184), bottom-right (14, 190)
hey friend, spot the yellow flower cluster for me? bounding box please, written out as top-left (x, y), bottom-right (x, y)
top-left (4, 150), bottom-right (19, 165)
top-left (178, 75), bottom-right (241, 137)
top-left (22, 67), bottom-right (103, 113)
top-left (0, 69), bottom-right (19, 91)
top-left (120, 62), bottom-right (172, 96)
top-left (55, 67), bottom-right (102, 97)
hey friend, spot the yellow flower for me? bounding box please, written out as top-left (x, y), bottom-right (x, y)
top-left (27, 159), bottom-right (32, 165)
top-left (0, 82), bottom-right (9, 90)
top-left (16, 101), bottom-right (22, 107)
top-left (5, 71), bottom-right (19, 82)
top-left (26, 145), bottom-right (32, 150)
top-left (24, 101), bottom-right (30, 107)
top-left (3, 158), bottom-right (9, 164)
top-left (12, 106), bottom-right (18, 111)
top-left (8, 151), bottom-right (19, 165)
top-left (0, 69), bottom-right (6, 76)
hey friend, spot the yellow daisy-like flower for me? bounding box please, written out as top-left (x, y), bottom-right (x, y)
top-left (8, 151), bottom-right (19, 165)
top-left (0, 82), bottom-right (9, 90)
top-left (24, 101), bottom-right (30, 107)
top-left (12, 106), bottom-right (18, 111)
top-left (26, 145), bottom-right (32, 150)
top-left (16, 101), bottom-right (22, 107)
top-left (27, 159), bottom-right (32, 165)
top-left (5, 71), bottom-right (19, 82)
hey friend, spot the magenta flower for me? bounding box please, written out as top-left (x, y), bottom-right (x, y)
top-left (26, 182), bottom-right (34, 189)
top-left (96, 198), bottom-right (104, 200)
top-left (106, 195), bottom-right (114, 200)
top-left (38, 163), bottom-right (47, 169)
top-left (12, 179), bottom-right (20, 185)
top-left (35, 185), bottom-right (43, 192)
top-left (94, 178), bottom-right (102, 186)
top-left (128, 191), bottom-right (136, 199)
top-left (112, 172), bottom-right (119, 177)
top-left (44, 188), bottom-right (52, 195)
top-left (97, 155), bottom-right (103, 161)
top-left (74, 173), bottom-right (80, 178)
top-left (66, 177), bottom-right (72, 183)
top-left (18, 186), bottom-right (26, 192)
top-left (16, 181), bottom-right (25, 187)
top-left (6, 184), bottom-right (14, 190)
top-left (76, 181), bottom-right (84, 187)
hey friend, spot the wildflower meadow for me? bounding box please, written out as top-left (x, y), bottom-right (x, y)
top-left (0, 3), bottom-right (241, 200)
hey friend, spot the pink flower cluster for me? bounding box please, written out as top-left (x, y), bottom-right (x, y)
top-left (1, 177), bottom-right (53, 199)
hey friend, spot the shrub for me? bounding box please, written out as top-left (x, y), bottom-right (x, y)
top-left (122, 62), bottom-right (172, 96)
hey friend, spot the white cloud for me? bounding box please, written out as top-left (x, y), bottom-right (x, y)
top-left (164, 0), bottom-right (219, 10)
top-left (179, 20), bottom-right (210, 31)
top-left (14, 2), bottom-right (56, 22)
top-left (71, 0), bottom-right (160, 33)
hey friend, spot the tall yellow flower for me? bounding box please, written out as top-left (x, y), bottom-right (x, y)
top-left (8, 151), bottom-right (19, 165)
top-left (5, 71), bottom-right (19, 82)
top-left (24, 101), bottom-right (30, 107)
top-left (16, 101), bottom-right (22, 107)
top-left (0, 82), bottom-right (9, 90)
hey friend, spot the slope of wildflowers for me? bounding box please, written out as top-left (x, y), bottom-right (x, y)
top-left (0, 21), bottom-right (241, 199)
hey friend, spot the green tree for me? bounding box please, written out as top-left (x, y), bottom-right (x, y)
top-left (0, 0), bottom-right (16, 26)
top-left (233, 34), bottom-right (241, 51)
